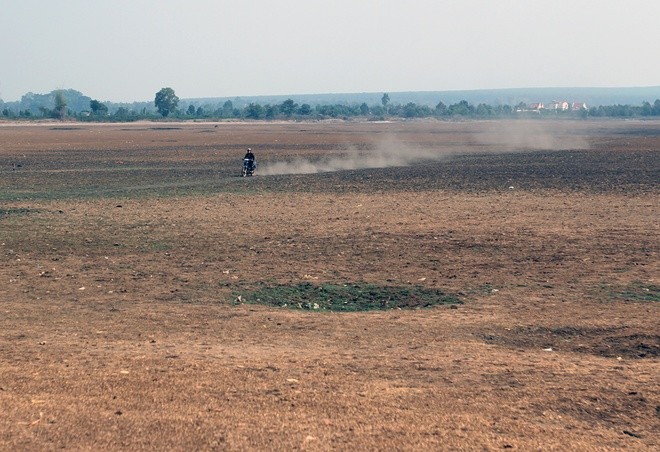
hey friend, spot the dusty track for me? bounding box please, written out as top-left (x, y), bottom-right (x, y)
top-left (0, 120), bottom-right (658, 450)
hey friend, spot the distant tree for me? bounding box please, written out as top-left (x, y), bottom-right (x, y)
top-left (403, 102), bottom-right (418, 118)
top-left (244, 103), bottom-right (264, 119)
top-left (187, 104), bottom-right (196, 115)
top-left (316, 104), bottom-right (337, 117)
top-left (115, 107), bottom-right (129, 118)
top-left (299, 103), bottom-right (312, 115)
top-left (640, 101), bottom-right (652, 116)
top-left (402, 102), bottom-right (432, 118)
top-left (435, 101), bottom-right (447, 116)
top-left (654, 99), bottom-right (660, 115)
top-left (54, 90), bottom-right (67, 119)
top-left (359, 102), bottom-right (369, 116)
top-left (90, 99), bottom-right (108, 115)
top-left (154, 87), bottom-right (179, 117)
top-left (222, 100), bottom-right (233, 117)
top-left (381, 93), bottom-right (390, 109)
top-left (449, 100), bottom-right (473, 116)
top-left (498, 104), bottom-right (513, 116)
top-left (280, 98), bottom-right (298, 116)
top-left (2, 108), bottom-right (9, 117)
top-left (476, 103), bottom-right (493, 117)
top-left (370, 105), bottom-right (385, 116)
top-left (615, 104), bottom-right (634, 117)
top-left (196, 106), bottom-right (204, 116)
top-left (265, 104), bottom-right (279, 119)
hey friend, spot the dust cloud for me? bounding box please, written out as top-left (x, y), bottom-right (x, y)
top-left (259, 138), bottom-right (446, 176)
top-left (472, 120), bottom-right (590, 152)
top-left (260, 121), bottom-right (590, 176)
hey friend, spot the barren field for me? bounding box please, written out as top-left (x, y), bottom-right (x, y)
top-left (0, 119), bottom-right (658, 450)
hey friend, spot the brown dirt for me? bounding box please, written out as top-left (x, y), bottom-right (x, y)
top-left (0, 119), bottom-right (658, 450)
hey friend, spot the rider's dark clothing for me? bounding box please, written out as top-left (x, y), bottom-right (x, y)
top-left (244, 151), bottom-right (255, 161)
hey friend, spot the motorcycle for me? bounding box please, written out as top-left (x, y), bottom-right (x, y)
top-left (242, 158), bottom-right (256, 177)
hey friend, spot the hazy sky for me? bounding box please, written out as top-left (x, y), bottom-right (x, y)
top-left (1, 0), bottom-right (659, 102)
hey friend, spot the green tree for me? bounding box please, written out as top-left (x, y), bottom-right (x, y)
top-left (641, 101), bottom-right (652, 116)
top-left (265, 104), bottom-right (279, 119)
top-left (187, 104), bottom-right (196, 115)
top-left (435, 101), bottom-right (447, 116)
top-left (90, 99), bottom-right (107, 115)
top-left (299, 103), bottom-right (312, 115)
top-left (154, 87), bottom-right (179, 117)
top-left (359, 103), bottom-right (369, 116)
top-left (498, 104), bottom-right (513, 116)
top-left (370, 105), bottom-right (385, 116)
top-left (280, 99), bottom-right (298, 116)
top-left (244, 103), bottom-right (264, 119)
top-left (476, 103), bottom-right (493, 117)
top-left (54, 90), bottom-right (67, 120)
top-left (115, 107), bottom-right (129, 118)
top-left (403, 102), bottom-right (418, 118)
top-left (449, 100), bottom-right (473, 116)
top-left (222, 100), bottom-right (234, 117)
top-left (381, 93), bottom-right (390, 109)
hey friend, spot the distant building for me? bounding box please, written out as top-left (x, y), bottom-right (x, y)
top-left (517, 99), bottom-right (588, 114)
top-left (550, 100), bottom-right (570, 111)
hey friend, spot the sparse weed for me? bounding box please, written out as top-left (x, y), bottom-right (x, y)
top-left (597, 282), bottom-right (660, 303)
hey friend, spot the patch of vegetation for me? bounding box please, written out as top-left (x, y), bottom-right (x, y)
top-left (239, 282), bottom-right (461, 312)
top-left (611, 282), bottom-right (659, 302)
top-left (150, 241), bottom-right (172, 251)
top-left (0, 208), bottom-right (34, 217)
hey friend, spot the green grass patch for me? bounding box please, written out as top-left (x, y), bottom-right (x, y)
top-left (239, 282), bottom-right (461, 312)
top-left (150, 241), bottom-right (172, 251)
top-left (611, 282), bottom-right (659, 302)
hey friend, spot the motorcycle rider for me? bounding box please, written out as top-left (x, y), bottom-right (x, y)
top-left (243, 148), bottom-right (256, 174)
top-left (244, 148), bottom-right (255, 162)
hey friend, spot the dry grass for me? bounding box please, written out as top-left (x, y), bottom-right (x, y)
top-left (0, 120), bottom-right (658, 450)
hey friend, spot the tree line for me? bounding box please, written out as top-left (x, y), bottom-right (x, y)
top-left (3, 88), bottom-right (660, 121)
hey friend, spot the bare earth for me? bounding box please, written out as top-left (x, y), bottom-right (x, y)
top-left (0, 119), bottom-right (658, 450)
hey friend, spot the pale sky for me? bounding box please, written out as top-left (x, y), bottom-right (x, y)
top-left (1, 0), bottom-right (659, 102)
